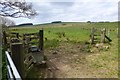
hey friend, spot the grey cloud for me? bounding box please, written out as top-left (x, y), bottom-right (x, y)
top-left (33, 2), bottom-right (74, 21)
top-left (47, 0), bottom-right (75, 2)
top-left (9, 1), bottom-right (118, 24)
top-left (118, 2), bottom-right (120, 21)
top-left (50, 2), bottom-right (74, 7)
top-left (36, 2), bottom-right (117, 23)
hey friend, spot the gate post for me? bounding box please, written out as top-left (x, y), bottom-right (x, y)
top-left (90, 27), bottom-right (95, 44)
top-left (16, 33), bottom-right (19, 39)
top-left (10, 43), bottom-right (25, 78)
top-left (3, 31), bottom-right (7, 47)
top-left (101, 28), bottom-right (106, 43)
top-left (39, 29), bottom-right (44, 52)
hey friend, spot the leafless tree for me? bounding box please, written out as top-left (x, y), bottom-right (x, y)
top-left (0, 0), bottom-right (37, 18)
top-left (0, 16), bottom-right (15, 26)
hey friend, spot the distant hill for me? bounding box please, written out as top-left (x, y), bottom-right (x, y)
top-left (16, 23), bottom-right (33, 26)
top-left (9, 21), bottom-right (118, 28)
top-left (51, 21), bottom-right (62, 23)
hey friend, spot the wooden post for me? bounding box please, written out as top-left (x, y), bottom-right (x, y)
top-left (23, 34), bottom-right (25, 48)
top-left (3, 31), bottom-right (7, 47)
top-left (10, 43), bottom-right (25, 78)
top-left (91, 27), bottom-right (95, 44)
top-left (39, 30), bottom-right (44, 52)
top-left (101, 28), bottom-right (106, 43)
top-left (16, 33), bottom-right (19, 39)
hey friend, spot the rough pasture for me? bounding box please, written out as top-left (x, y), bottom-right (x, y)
top-left (9, 22), bottom-right (118, 78)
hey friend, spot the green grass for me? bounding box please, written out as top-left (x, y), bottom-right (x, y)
top-left (7, 22), bottom-right (118, 78)
top-left (9, 22), bottom-right (118, 48)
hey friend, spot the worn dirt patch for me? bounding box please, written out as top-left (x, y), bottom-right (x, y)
top-left (28, 42), bottom-right (117, 78)
top-left (44, 42), bottom-right (96, 78)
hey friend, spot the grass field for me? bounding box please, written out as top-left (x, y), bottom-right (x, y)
top-left (8, 22), bottom-right (118, 78)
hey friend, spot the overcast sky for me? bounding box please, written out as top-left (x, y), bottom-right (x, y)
top-left (9, 0), bottom-right (119, 25)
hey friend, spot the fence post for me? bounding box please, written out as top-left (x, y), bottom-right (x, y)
top-left (101, 28), bottom-right (106, 43)
top-left (16, 33), bottom-right (19, 38)
top-left (39, 29), bottom-right (44, 52)
top-left (91, 27), bottom-right (95, 44)
top-left (3, 31), bottom-right (7, 47)
top-left (10, 43), bottom-right (25, 78)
